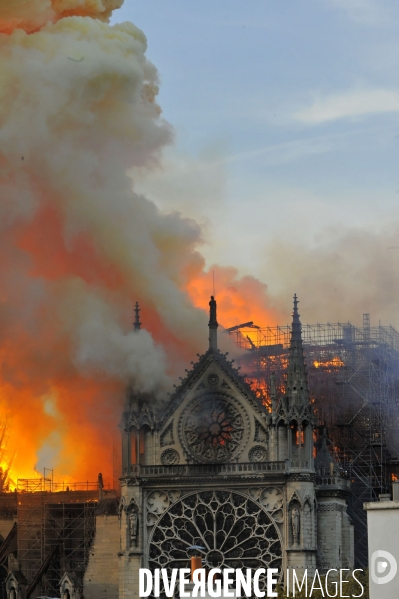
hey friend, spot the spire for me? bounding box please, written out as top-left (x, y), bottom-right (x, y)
top-left (286, 294), bottom-right (309, 406)
top-left (133, 301), bottom-right (141, 332)
top-left (208, 295), bottom-right (218, 350)
top-left (292, 293), bottom-right (301, 345)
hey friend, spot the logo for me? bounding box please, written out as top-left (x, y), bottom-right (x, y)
top-left (371, 550), bottom-right (398, 585)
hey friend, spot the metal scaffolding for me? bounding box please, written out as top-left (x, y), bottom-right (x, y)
top-left (42, 501), bottom-right (96, 596)
top-left (17, 482), bottom-right (97, 597)
top-left (229, 317), bottom-right (399, 568)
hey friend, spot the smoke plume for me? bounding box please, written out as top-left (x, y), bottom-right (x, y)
top-left (265, 224), bottom-right (399, 328)
top-left (0, 1), bottom-right (281, 484)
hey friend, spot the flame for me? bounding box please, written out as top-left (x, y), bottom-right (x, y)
top-left (392, 473), bottom-right (398, 481)
top-left (295, 430), bottom-right (305, 447)
top-left (186, 265), bottom-right (283, 330)
top-left (313, 356), bottom-right (345, 370)
top-left (245, 378), bottom-right (270, 408)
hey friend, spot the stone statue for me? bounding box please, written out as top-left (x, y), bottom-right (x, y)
top-left (292, 506), bottom-right (300, 546)
top-left (129, 509), bottom-right (139, 547)
top-left (209, 295), bottom-right (217, 324)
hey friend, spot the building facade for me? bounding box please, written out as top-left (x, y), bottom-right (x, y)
top-left (118, 296), bottom-right (354, 598)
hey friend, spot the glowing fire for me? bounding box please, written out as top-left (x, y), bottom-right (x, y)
top-left (313, 356), bottom-right (345, 370)
top-left (186, 265), bottom-right (283, 331)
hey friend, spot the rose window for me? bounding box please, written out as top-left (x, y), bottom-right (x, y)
top-left (197, 408), bottom-right (232, 447)
top-left (149, 490), bottom-right (282, 598)
top-left (180, 396), bottom-right (248, 462)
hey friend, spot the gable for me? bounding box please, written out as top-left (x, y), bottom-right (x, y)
top-left (157, 350), bottom-right (269, 465)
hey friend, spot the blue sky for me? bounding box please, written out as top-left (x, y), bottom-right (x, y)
top-left (111, 1), bottom-right (399, 292)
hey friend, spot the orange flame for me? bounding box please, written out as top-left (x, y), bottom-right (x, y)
top-left (313, 356), bottom-right (345, 370)
top-left (186, 265), bottom-right (283, 330)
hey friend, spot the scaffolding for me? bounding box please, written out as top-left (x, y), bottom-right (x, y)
top-left (229, 318), bottom-right (399, 568)
top-left (17, 481), bottom-right (98, 598)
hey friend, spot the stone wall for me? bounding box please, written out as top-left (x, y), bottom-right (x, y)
top-left (83, 515), bottom-right (119, 599)
top-left (317, 499), bottom-right (346, 571)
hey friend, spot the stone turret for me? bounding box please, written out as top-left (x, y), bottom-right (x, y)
top-left (270, 295), bottom-right (314, 466)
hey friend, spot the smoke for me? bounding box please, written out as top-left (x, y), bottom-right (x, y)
top-left (0, 1), bottom-right (281, 483)
top-left (0, 0), bottom-right (124, 33)
top-left (265, 224), bottom-right (399, 328)
top-left (3, 0), bottom-right (395, 486)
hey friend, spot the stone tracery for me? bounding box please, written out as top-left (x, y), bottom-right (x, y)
top-left (149, 490), bottom-right (282, 598)
top-left (179, 395), bottom-right (249, 462)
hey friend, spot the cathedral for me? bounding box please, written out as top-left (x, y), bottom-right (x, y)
top-left (118, 296), bottom-right (354, 598)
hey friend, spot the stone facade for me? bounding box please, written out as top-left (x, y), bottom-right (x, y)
top-left (118, 296), bottom-right (354, 598)
top-left (83, 514), bottom-right (120, 599)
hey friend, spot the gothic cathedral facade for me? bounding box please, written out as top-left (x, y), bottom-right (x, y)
top-left (118, 297), bottom-right (354, 597)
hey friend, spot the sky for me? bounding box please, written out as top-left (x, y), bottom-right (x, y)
top-left (110, 0), bottom-right (399, 317)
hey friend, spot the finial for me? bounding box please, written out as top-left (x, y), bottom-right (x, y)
top-left (286, 294), bottom-right (312, 413)
top-left (208, 295), bottom-right (218, 350)
top-left (293, 293), bottom-right (299, 313)
top-left (134, 301), bottom-right (141, 332)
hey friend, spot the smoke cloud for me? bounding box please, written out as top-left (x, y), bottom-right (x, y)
top-left (265, 224), bottom-right (399, 328)
top-left (0, 0), bottom-right (124, 33)
top-left (0, 1), bottom-right (281, 484)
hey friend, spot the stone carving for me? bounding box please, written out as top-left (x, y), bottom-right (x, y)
top-left (291, 506), bottom-right (300, 546)
top-left (272, 509), bottom-right (284, 524)
top-left (168, 489), bottom-right (181, 503)
top-left (146, 512), bottom-right (158, 527)
top-left (180, 395), bottom-right (249, 463)
top-left (149, 490), bottom-right (282, 596)
top-left (128, 510), bottom-right (138, 547)
top-left (248, 487), bottom-right (262, 501)
top-left (160, 423), bottom-right (174, 447)
top-left (147, 490), bottom-right (169, 514)
top-left (249, 445), bottom-right (268, 462)
top-left (209, 295), bottom-right (217, 323)
top-left (126, 499), bottom-right (139, 548)
top-left (249, 488), bottom-right (284, 523)
top-left (160, 449), bottom-right (180, 465)
top-left (146, 490), bottom-right (181, 526)
top-left (208, 373), bottom-right (219, 386)
top-left (221, 379), bottom-right (230, 389)
top-left (259, 487), bottom-right (283, 511)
